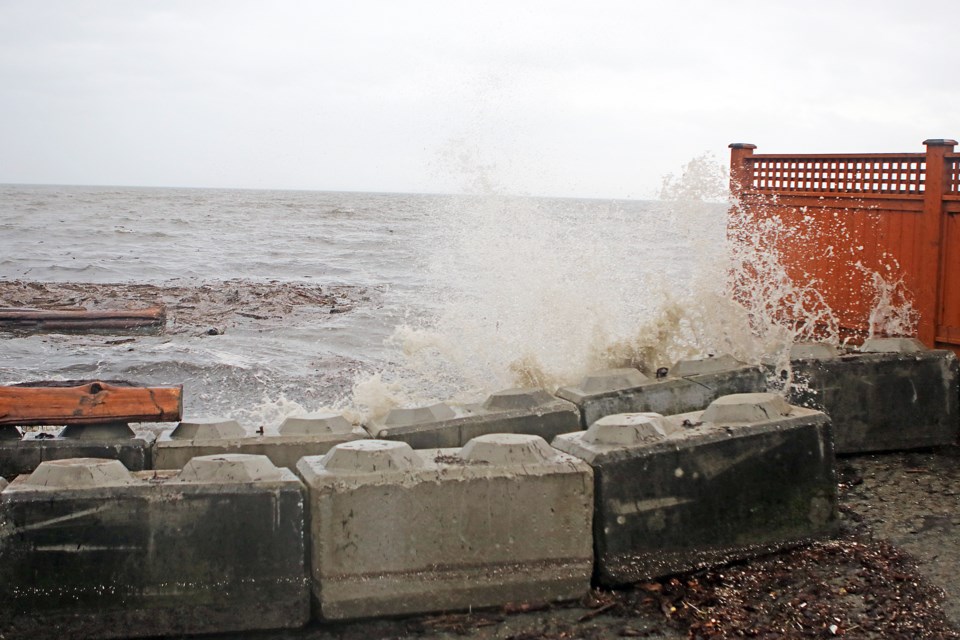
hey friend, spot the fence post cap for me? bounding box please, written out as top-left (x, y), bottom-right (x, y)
top-left (923, 138), bottom-right (958, 147)
top-left (728, 143), bottom-right (757, 149)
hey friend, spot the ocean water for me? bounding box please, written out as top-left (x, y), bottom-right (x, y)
top-left (0, 183), bottom-right (738, 424)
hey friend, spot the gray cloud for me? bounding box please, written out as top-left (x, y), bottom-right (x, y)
top-left (1, 0), bottom-right (958, 198)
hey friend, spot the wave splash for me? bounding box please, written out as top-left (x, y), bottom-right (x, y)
top-left (343, 154), bottom-right (918, 421)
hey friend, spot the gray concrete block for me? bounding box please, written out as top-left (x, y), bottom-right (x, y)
top-left (0, 455), bottom-right (308, 639)
top-left (0, 429), bottom-right (156, 480)
top-left (552, 393), bottom-right (838, 586)
top-left (154, 414), bottom-right (367, 470)
top-left (366, 388), bottom-right (581, 449)
top-left (786, 349), bottom-right (959, 453)
top-left (555, 361), bottom-right (768, 428)
top-left (296, 436), bottom-right (594, 620)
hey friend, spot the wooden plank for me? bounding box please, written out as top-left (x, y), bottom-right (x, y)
top-left (0, 306), bottom-right (165, 334)
top-left (0, 380), bottom-right (182, 427)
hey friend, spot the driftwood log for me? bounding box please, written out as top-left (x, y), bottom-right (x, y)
top-left (0, 306), bottom-right (166, 334)
top-left (0, 380), bottom-right (183, 427)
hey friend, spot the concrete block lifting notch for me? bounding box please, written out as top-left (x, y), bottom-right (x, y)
top-left (296, 434), bottom-right (594, 620)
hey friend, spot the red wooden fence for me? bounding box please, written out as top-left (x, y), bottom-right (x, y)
top-left (729, 139), bottom-right (960, 355)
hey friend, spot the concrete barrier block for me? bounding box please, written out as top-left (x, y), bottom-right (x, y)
top-left (552, 393), bottom-right (838, 585)
top-left (1, 426), bottom-right (22, 441)
top-left (154, 413), bottom-right (367, 470)
top-left (556, 362), bottom-right (767, 428)
top-left (366, 389), bottom-right (581, 449)
top-left (0, 429), bottom-right (156, 480)
top-left (786, 349), bottom-right (959, 453)
top-left (296, 435), bottom-right (594, 620)
top-left (0, 455), bottom-right (308, 638)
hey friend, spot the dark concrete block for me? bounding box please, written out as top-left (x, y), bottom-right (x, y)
top-left (0, 430), bottom-right (155, 480)
top-left (786, 349), bottom-right (959, 454)
top-left (555, 363), bottom-right (768, 428)
top-left (367, 389), bottom-right (581, 448)
top-left (552, 393), bottom-right (838, 585)
top-left (0, 455), bottom-right (308, 639)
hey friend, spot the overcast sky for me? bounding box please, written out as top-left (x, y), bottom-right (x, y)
top-left (1, 1), bottom-right (958, 199)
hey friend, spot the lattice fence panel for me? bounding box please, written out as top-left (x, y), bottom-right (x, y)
top-left (947, 156), bottom-right (960, 195)
top-left (746, 157), bottom-right (926, 194)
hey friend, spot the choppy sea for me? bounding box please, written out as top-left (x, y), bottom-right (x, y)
top-left (0, 184), bottom-right (729, 425)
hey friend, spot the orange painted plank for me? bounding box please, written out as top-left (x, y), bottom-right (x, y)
top-left (0, 381), bottom-right (182, 427)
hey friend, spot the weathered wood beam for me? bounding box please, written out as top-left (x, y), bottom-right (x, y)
top-left (0, 380), bottom-right (183, 427)
top-left (0, 306), bottom-right (166, 334)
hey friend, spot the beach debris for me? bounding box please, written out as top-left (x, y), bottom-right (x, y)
top-left (0, 305), bottom-right (165, 335)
